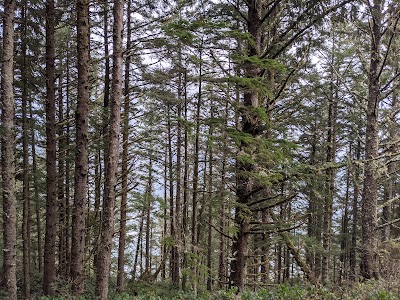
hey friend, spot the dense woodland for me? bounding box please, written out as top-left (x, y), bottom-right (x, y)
top-left (1, 0), bottom-right (400, 299)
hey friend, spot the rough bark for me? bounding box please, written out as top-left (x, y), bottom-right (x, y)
top-left (360, 0), bottom-right (382, 281)
top-left (1, 1), bottom-right (17, 298)
top-left (43, 0), bottom-right (58, 294)
top-left (95, 0), bottom-right (123, 298)
top-left (230, 0), bottom-right (264, 291)
top-left (71, 0), bottom-right (90, 294)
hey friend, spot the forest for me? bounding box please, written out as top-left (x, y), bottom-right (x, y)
top-left (1, 0), bottom-right (400, 299)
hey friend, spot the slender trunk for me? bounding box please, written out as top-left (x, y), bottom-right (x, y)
top-left (117, 0), bottom-right (132, 291)
top-left (350, 140), bottom-right (361, 281)
top-left (206, 112), bottom-right (214, 291)
top-left (218, 98), bottom-right (228, 288)
top-left (339, 163), bottom-right (351, 283)
top-left (166, 104), bottom-right (176, 283)
top-left (182, 69), bottom-right (189, 290)
top-left (145, 159), bottom-right (153, 274)
top-left (21, 0), bottom-right (31, 297)
top-left (30, 101), bottom-right (42, 274)
top-left (174, 48), bottom-right (184, 286)
top-left (191, 43), bottom-right (203, 295)
top-left (322, 76), bottom-right (337, 283)
top-left (95, 0), bottom-right (123, 297)
top-left (71, 0), bottom-right (90, 294)
top-left (361, 0), bottom-right (382, 280)
top-left (43, 0), bottom-right (57, 295)
top-left (58, 74), bottom-right (67, 279)
top-left (161, 151), bottom-right (168, 280)
top-left (65, 48), bottom-right (71, 279)
top-left (132, 210), bottom-right (145, 280)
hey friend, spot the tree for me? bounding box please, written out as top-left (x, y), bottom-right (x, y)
top-left (1, 0), bottom-right (17, 299)
top-left (95, 0), bottom-right (124, 298)
top-left (43, 0), bottom-right (57, 295)
top-left (360, 0), bottom-right (382, 280)
top-left (71, 0), bottom-right (90, 294)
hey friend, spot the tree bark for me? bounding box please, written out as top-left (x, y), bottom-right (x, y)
top-left (95, 0), bottom-right (123, 298)
top-left (230, 0), bottom-right (264, 291)
top-left (361, 0), bottom-right (382, 281)
top-left (71, 0), bottom-right (90, 294)
top-left (1, 1), bottom-right (17, 298)
top-left (117, 0), bottom-right (132, 291)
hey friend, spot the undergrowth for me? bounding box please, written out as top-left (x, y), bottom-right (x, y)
top-left (23, 279), bottom-right (400, 299)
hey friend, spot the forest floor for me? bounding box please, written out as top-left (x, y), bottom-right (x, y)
top-left (25, 279), bottom-right (400, 300)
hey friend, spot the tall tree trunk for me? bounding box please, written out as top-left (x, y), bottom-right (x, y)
top-left (58, 74), bottom-right (67, 279)
top-left (161, 151), bottom-right (168, 280)
top-left (21, 0), bottom-right (31, 297)
top-left (65, 48), bottom-right (72, 279)
top-left (206, 108), bottom-right (214, 291)
top-left (230, 0), bottom-right (263, 291)
top-left (191, 42), bottom-right (203, 295)
top-left (1, 1), bottom-right (17, 298)
top-left (173, 49), bottom-right (184, 287)
top-left (182, 69), bottom-right (189, 290)
top-left (322, 70), bottom-right (337, 283)
top-left (117, 0), bottom-right (132, 291)
top-left (145, 159), bottom-right (153, 274)
top-left (30, 101), bottom-right (43, 274)
top-left (71, 0), bottom-right (90, 294)
top-left (43, 0), bottom-right (57, 295)
top-left (361, 0), bottom-right (382, 280)
top-left (166, 104), bottom-right (177, 284)
top-left (218, 98), bottom-right (229, 288)
top-left (95, 0), bottom-right (123, 298)
top-left (350, 140), bottom-right (361, 281)
top-left (339, 162), bottom-right (351, 283)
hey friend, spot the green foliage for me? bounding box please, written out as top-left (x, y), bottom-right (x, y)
top-left (23, 281), bottom-right (400, 299)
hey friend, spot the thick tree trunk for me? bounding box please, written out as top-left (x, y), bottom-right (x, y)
top-left (361, 0), bottom-right (382, 281)
top-left (95, 0), bottom-right (123, 298)
top-left (43, 0), bottom-right (58, 295)
top-left (71, 0), bottom-right (90, 294)
top-left (230, 0), bottom-right (263, 291)
top-left (1, 1), bottom-right (17, 298)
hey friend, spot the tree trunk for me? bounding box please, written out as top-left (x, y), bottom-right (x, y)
top-left (21, 0), bottom-right (31, 297)
top-left (43, 0), bottom-right (57, 295)
top-left (95, 0), bottom-right (123, 298)
top-left (71, 0), bottom-right (90, 294)
top-left (58, 74), bottom-right (68, 279)
top-left (230, 0), bottom-right (263, 291)
top-left (117, 0), bottom-right (132, 291)
top-left (166, 104), bottom-right (176, 284)
top-left (1, 1), bottom-right (17, 298)
top-left (30, 100), bottom-right (43, 274)
top-left (145, 159), bottom-right (153, 274)
top-left (191, 42), bottom-right (203, 295)
top-left (350, 140), bottom-right (361, 281)
top-left (182, 69), bottom-right (189, 291)
top-left (361, 0), bottom-right (382, 280)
